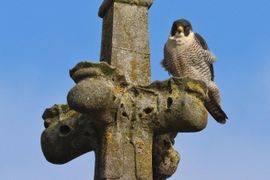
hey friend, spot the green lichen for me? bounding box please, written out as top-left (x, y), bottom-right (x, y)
top-left (43, 62), bottom-right (208, 179)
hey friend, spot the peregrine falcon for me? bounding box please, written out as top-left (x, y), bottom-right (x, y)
top-left (161, 19), bottom-right (228, 124)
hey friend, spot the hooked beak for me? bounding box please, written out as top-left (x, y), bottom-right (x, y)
top-left (177, 26), bottom-right (184, 33)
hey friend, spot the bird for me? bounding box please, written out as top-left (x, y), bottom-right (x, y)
top-left (161, 19), bottom-right (228, 124)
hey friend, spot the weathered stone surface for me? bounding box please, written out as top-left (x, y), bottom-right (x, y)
top-left (153, 133), bottom-right (180, 180)
top-left (41, 1), bottom-right (210, 179)
top-left (100, 1), bottom-right (151, 85)
top-left (41, 105), bottom-right (97, 164)
top-left (99, 0), bottom-right (153, 18)
top-left (70, 62), bottom-right (207, 179)
top-left (41, 61), bottom-right (208, 179)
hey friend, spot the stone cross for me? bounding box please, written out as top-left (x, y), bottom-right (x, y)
top-left (41, 1), bottom-right (208, 180)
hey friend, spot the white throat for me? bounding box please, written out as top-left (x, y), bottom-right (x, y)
top-left (170, 31), bottom-right (195, 46)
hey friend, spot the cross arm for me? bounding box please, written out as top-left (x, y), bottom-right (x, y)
top-left (41, 62), bottom-right (208, 179)
top-left (41, 104), bottom-right (97, 164)
top-left (67, 62), bottom-right (208, 132)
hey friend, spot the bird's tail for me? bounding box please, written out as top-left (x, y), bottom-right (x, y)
top-left (204, 93), bottom-right (228, 124)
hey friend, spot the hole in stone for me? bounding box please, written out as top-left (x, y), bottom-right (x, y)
top-left (163, 140), bottom-right (169, 148)
top-left (139, 113), bottom-right (142, 118)
top-left (120, 103), bottom-right (124, 108)
top-left (122, 112), bottom-right (128, 117)
top-left (112, 78), bottom-right (115, 81)
top-left (167, 97), bottom-right (173, 108)
top-left (163, 140), bottom-right (167, 145)
top-left (84, 131), bottom-right (92, 137)
top-left (59, 125), bottom-right (71, 135)
top-left (112, 95), bottom-right (116, 101)
top-left (132, 89), bottom-right (139, 97)
top-left (143, 107), bottom-right (153, 114)
top-left (44, 122), bottom-right (49, 128)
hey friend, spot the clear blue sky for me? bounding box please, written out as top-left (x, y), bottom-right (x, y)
top-left (1, 0), bottom-right (270, 179)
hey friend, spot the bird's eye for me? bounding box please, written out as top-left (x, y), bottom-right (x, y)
top-left (184, 27), bottom-right (191, 36)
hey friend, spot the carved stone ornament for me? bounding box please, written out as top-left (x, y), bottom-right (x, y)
top-left (41, 1), bottom-right (209, 179)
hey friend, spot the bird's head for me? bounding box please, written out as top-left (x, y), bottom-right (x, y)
top-left (170, 19), bottom-right (193, 37)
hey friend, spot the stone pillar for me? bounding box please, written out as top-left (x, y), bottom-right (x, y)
top-left (99, 0), bottom-right (152, 85)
